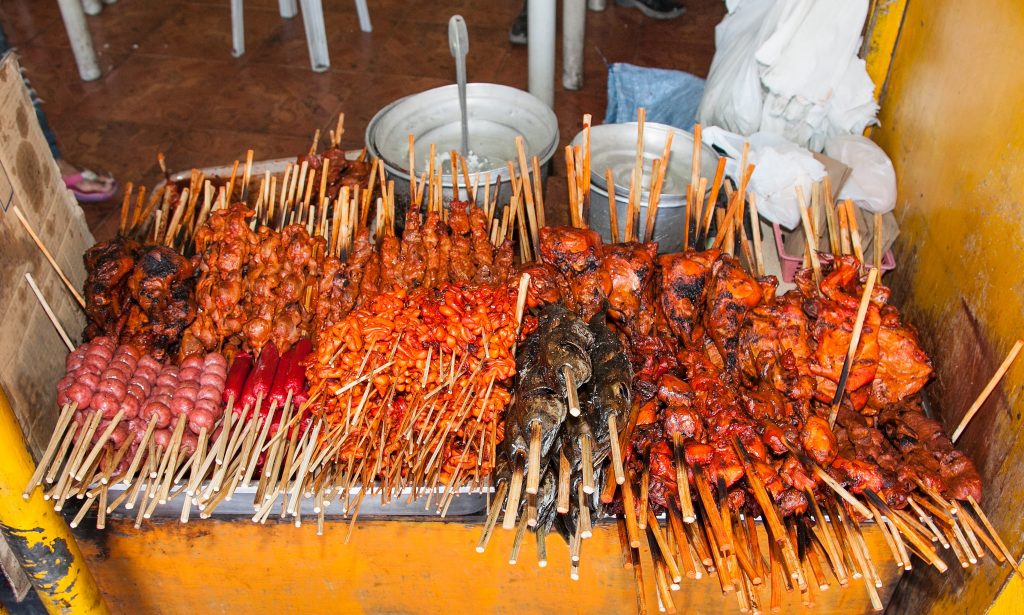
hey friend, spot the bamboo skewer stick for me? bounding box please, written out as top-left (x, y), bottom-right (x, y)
top-left (502, 462), bottom-right (524, 530)
top-left (24, 402), bottom-right (78, 498)
top-left (24, 273), bottom-right (75, 352)
top-left (11, 205), bottom-right (86, 309)
top-left (873, 212), bottom-right (883, 270)
top-left (952, 340), bottom-right (1023, 442)
top-left (829, 267), bottom-right (878, 427)
top-left (967, 495), bottom-right (1024, 579)
top-left (605, 168), bottom-right (620, 243)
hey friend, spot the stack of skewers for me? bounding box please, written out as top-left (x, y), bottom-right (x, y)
top-left (13, 110), bottom-right (1023, 614)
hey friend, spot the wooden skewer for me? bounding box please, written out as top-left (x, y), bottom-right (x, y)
top-left (581, 435), bottom-right (595, 494)
top-left (700, 158), bottom-right (728, 245)
top-left (644, 158), bottom-right (666, 244)
top-left (672, 433), bottom-right (696, 522)
top-left (952, 340), bottom-right (1023, 442)
top-left (75, 410), bottom-right (125, 481)
top-left (748, 192), bottom-right (765, 277)
top-left (967, 495), bottom-right (1024, 579)
top-left (24, 273), bottom-right (75, 351)
top-left (564, 367), bottom-right (580, 417)
top-left (502, 461), bottom-right (524, 530)
top-left (475, 481), bottom-right (508, 553)
top-left (628, 109), bottom-right (646, 243)
top-left (609, 414), bottom-right (626, 485)
top-left (557, 449), bottom-right (571, 513)
top-left (955, 499), bottom-right (1003, 562)
top-left (622, 471), bottom-right (642, 548)
top-left (667, 505), bottom-right (698, 579)
top-left (873, 212), bottom-right (883, 270)
top-left (536, 525), bottom-right (548, 568)
top-left (24, 402), bottom-right (78, 498)
top-left (845, 200), bottom-right (865, 265)
top-left (654, 559), bottom-right (677, 614)
top-left (509, 513), bottom-right (529, 565)
top-left (11, 205), bottom-right (86, 308)
top-left (795, 187), bottom-right (822, 284)
top-left (828, 267), bottom-right (878, 427)
top-left (606, 168), bottom-right (620, 243)
top-left (525, 422), bottom-right (542, 495)
top-left (638, 463), bottom-right (651, 531)
top-left (648, 510), bottom-right (682, 583)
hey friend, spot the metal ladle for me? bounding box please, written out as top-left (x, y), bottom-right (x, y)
top-left (448, 15), bottom-right (470, 157)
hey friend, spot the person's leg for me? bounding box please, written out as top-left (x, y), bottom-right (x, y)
top-left (509, 0), bottom-right (527, 45)
top-left (616, 0), bottom-right (686, 20)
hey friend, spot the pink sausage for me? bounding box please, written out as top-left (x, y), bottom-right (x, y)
top-left (57, 374), bottom-right (76, 392)
top-left (111, 356), bottom-right (137, 374)
top-left (193, 398), bottom-right (222, 420)
top-left (98, 379), bottom-right (127, 401)
top-left (119, 395), bottom-right (140, 420)
top-left (199, 372), bottom-right (226, 390)
top-left (91, 392), bottom-right (120, 419)
top-left (57, 390), bottom-right (72, 407)
top-left (179, 433), bottom-right (199, 456)
top-left (178, 367), bottom-right (202, 383)
top-left (174, 383), bottom-right (199, 402)
top-left (92, 336), bottom-right (117, 350)
top-left (131, 366), bottom-right (158, 384)
top-left (156, 373), bottom-right (178, 388)
top-left (137, 355), bottom-right (162, 373)
top-left (109, 424), bottom-right (130, 448)
top-left (67, 383), bottom-right (94, 411)
top-left (148, 403), bottom-right (172, 430)
top-left (66, 347), bottom-right (89, 369)
top-left (82, 355), bottom-right (108, 373)
top-left (188, 408), bottom-right (215, 435)
top-left (202, 364), bottom-right (228, 381)
top-left (210, 425), bottom-right (223, 442)
top-left (181, 355), bottom-right (205, 371)
top-left (150, 394), bottom-right (173, 409)
top-left (77, 373), bottom-right (101, 391)
top-left (196, 385), bottom-right (221, 403)
top-left (203, 353), bottom-right (227, 371)
top-left (115, 345), bottom-right (141, 360)
top-left (169, 396), bottom-right (194, 418)
top-left (152, 429), bottom-right (173, 450)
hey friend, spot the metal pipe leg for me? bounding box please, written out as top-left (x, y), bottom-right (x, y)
top-left (0, 386), bottom-right (109, 615)
top-left (231, 0), bottom-right (245, 57)
top-left (55, 0), bottom-right (101, 81)
top-left (562, 0), bottom-right (586, 91)
top-left (588, 0), bottom-right (607, 10)
top-left (354, 0), bottom-right (373, 33)
top-left (298, 0), bottom-right (330, 72)
top-left (527, 0), bottom-right (556, 108)
top-left (278, 0), bottom-right (298, 19)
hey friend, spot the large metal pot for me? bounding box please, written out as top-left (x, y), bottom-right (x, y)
top-left (576, 122), bottom-right (719, 253)
top-left (366, 83), bottom-right (559, 214)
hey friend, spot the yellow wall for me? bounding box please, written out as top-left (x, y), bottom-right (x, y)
top-left (871, 0), bottom-right (1024, 612)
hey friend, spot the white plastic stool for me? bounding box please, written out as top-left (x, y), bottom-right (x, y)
top-left (231, 0), bottom-right (372, 73)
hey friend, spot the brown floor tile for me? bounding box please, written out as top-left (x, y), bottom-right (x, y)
top-left (0, 0), bottom-right (61, 46)
top-left (186, 61), bottom-right (352, 137)
top-left (135, 3), bottom-right (280, 62)
top-left (1, 0), bottom-right (720, 241)
top-left (25, 0), bottom-right (179, 71)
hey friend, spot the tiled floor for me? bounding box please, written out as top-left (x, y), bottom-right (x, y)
top-left (0, 0), bottom-right (722, 241)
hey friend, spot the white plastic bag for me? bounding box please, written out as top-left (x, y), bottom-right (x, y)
top-left (824, 135), bottom-right (896, 214)
top-left (696, 0), bottom-right (778, 135)
top-left (703, 127), bottom-right (826, 229)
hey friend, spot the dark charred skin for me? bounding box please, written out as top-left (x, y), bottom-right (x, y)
top-left (532, 466), bottom-right (559, 533)
top-left (583, 316), bottom-right (633, 450)
top-left (514, 392), bottom-right (567, 459)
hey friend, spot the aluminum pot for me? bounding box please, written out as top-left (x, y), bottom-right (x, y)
top-left (366, 83), bottom-right (559, 216)
top-left (575, 122), bottom-right (720, 253)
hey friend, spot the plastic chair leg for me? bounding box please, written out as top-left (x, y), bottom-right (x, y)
top-left (298, 0), bottom-right (330, 72)
top-left (279, 0), bottom-right (298, 18)
top-left (56, 0), bottom-right (101, 81)
top-left (231, 0), bottom-right (245, 57)
top-left (354, 0), bottom-right (372, 33)
top-left (82, 0), bottom-right (102, 16)
top-left (562, 0), bottom-right (586, 90)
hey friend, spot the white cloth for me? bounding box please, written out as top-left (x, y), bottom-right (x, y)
top-left (702, 127), bottom-right (826, 229)
top-left (698, 0), bottom-right (879, 151)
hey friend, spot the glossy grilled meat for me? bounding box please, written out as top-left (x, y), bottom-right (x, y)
top-left (868, 306), bottom-right (933, 409)
top-left (656, 249), bottom-right (720, 342)
top-left (600, 242), bottom-right (658, 336)
top-left (583, 316), bottom-right (632, 451)
top-left (703, 254), bottom-right (763, 371)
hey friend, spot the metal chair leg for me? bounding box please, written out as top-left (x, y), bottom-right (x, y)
top-left (562, 0), bottom-right (586, 91)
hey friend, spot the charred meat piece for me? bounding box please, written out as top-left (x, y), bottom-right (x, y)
top-left (703, 254), bottom-right (762, 371)
top-left (657, 249), bottom-right (720, 342)
top-left (583, 316), bottom-right (633, 449)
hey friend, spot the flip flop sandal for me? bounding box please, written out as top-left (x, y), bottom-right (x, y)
top-left (64, 170), bottom-right (119, 203)
top-left (615, 0), bottom-right (687, 20)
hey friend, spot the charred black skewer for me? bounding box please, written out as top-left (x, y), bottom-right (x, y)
top-left (583, 315), bottom-right (632, 484)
